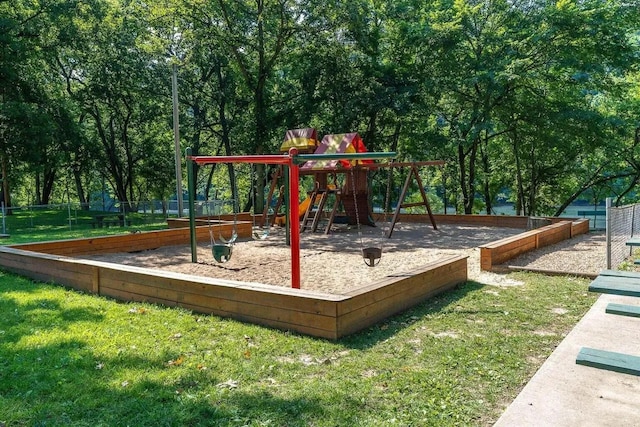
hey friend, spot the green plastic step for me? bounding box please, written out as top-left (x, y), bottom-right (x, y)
top-left (576, 347), bottom-right (640, 376)
top-left (626, 237), bottom-right (640, 247)
top-left (588, 276), bottom-right (640, 297)
top-left (605, 303), bottom-right (640, 318)
top-left (599, 270), bottom-right (640, 279)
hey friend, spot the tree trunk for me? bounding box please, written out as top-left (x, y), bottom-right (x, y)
top-left (41, 167), bottom-right (56, 205)
top-left (459, 139), bottom-right (478, 214)
top-left (35, 173), bottom-right (42, 205)
top-left (457, 143), bottom-right (468, 214)
top-left (387, 122), bottom-right (401, 212)
top-left (364, 112), bottom-right (377, 152)
top-left (1, 155), bottom-right (12, 213)
top-left (511, 134), bottom-right (525, 216)
top-left (73, 168), bottom-right (88, 210)
top-left (480, 132), bottom-right (492, 215)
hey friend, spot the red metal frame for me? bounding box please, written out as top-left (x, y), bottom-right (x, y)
top-left (187, 149), bottom-right (303, 289)
top-left (186, 148), bottom-right (400, 289)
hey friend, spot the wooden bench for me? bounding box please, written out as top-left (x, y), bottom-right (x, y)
top-left (605, 302), bottom-right (640, 318)
top-left (588, 274), bottom-right (640, 297)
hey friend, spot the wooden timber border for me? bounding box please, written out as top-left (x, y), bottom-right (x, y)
top-left (0, 239), bottom-right (466, 339)
top-left (0, 213), bottom-right (588, 338)
top-left (478, 218), bottom-right (590, 271)
top-left (373, 213), bottom-right (590, 271)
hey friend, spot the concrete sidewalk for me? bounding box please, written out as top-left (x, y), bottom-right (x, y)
top-left (494, 292), bottom-right (640, 427)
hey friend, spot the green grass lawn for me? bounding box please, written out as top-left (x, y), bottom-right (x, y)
top-left (0, 256), bottom-right (596, 426)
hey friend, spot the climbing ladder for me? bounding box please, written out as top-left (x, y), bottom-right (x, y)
top-left (300, 186), bottom-right (340, 234)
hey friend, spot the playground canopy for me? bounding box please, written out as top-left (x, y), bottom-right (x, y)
top-left (280, 128), bottom-right (318, 154)
top-left (301, 133), bottom-right (372, 170)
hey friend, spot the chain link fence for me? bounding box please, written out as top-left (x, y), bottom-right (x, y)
top-left (0, 200), bottom-right (184, 234)
top-left (606, 199), bottom-right (640, 269)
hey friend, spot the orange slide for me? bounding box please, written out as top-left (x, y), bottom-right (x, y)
top-left (298, 196), bottom-right (313, 218)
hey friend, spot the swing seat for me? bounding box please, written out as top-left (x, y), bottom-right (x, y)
top-left (212, 244), bottom-right (233, 263)
top-left (219, 231), bottom-right (238, 244)
top-left (252, 226), bottom-right (270, 240)
top-left (362, 247), bottom-right (382, 267)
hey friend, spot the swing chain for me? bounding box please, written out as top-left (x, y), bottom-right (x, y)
top-left (350, 166), bottom-right (382, 267)
top-left (382, 164), bottom-right (393, 239)
top-left (209, 188), bottom-right (234, 264)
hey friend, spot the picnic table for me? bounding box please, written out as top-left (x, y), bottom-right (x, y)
top-left (92, 213), bottom-right (125, 228)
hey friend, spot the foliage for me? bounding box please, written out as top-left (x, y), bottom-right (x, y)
top-left (1, 0), bottom-right (639, 216)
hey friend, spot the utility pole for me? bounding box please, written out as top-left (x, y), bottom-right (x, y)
top-left (172, 63), bottom-right (184, 217)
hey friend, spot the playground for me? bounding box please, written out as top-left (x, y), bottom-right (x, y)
top-left (0, 129), bottom-right (592, 338)
top-left (79, 222), bottom-right (526, 293)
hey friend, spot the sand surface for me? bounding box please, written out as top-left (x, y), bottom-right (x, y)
top-left (81, 222), bottom-right (607, 295)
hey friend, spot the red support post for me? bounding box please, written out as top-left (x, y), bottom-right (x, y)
top-left (288, 148), bottom-right (301, 289)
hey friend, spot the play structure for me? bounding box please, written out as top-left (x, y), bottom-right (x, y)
top-left (0, 127), bottom-right (593, 339)
top-left (264, 129), bottom-right (443, 237)
top-left (186, 128), bottom-right (449, 283)
top-left (185, 136), bottom-right (397, 288)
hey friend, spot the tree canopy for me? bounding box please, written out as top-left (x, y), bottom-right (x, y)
top-left (1, 0), bottom-right (639, 214)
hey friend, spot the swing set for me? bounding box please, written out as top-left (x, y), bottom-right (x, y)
top-left (186, 147), bottom-right (396, 289)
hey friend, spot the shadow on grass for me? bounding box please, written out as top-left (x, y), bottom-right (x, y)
top-left (340, 280), bottom-right (486, 349)
top-left (0, 273), bottom-right (489, 425)
top-left (0, 280), bottom-right (334, 426)
top-left (1, 339), bottom-right (330, 426)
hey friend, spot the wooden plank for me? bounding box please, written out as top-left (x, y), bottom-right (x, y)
top-left (0, 249), bottom-right (97, 291)
top-left (571, 219), bottom-right (590, 236)
top-left (338, 255), bottom-right (467, 315)
top-left (482, 230), bottom-right (539, 249)
top-left (588, 278), bottom-right (640, 297)
top-left (337, 280), bottom-right (459, 337)
top-left (96, 264), bottom-right (342, 316)
top-left (576, 347), bottom-right (640, 376)
top-left (485, 237), bottom-right (538, 267)
top-left (605, 303), bottom-right (640, 318)
top-left (9, 224), bottom-right (251, 256)
top-left (99, 276), bottom-right (338, 335)
top-left (536, 221), bottom-right (572, 248)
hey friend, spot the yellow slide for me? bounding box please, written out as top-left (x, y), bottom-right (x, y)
top-left (274, 196), bottom-right (315, 226)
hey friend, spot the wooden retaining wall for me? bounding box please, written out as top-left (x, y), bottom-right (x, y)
top-left (13, 222), bottom-right (252, 256)
top-left (479, 219), bottom-right (589, 271)
top-left (375, 213), bottom-right (583, 229)
top-left (0, 213), bottom-right (588, 337)
top-left (0, 245), bottom-right (466, 340)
